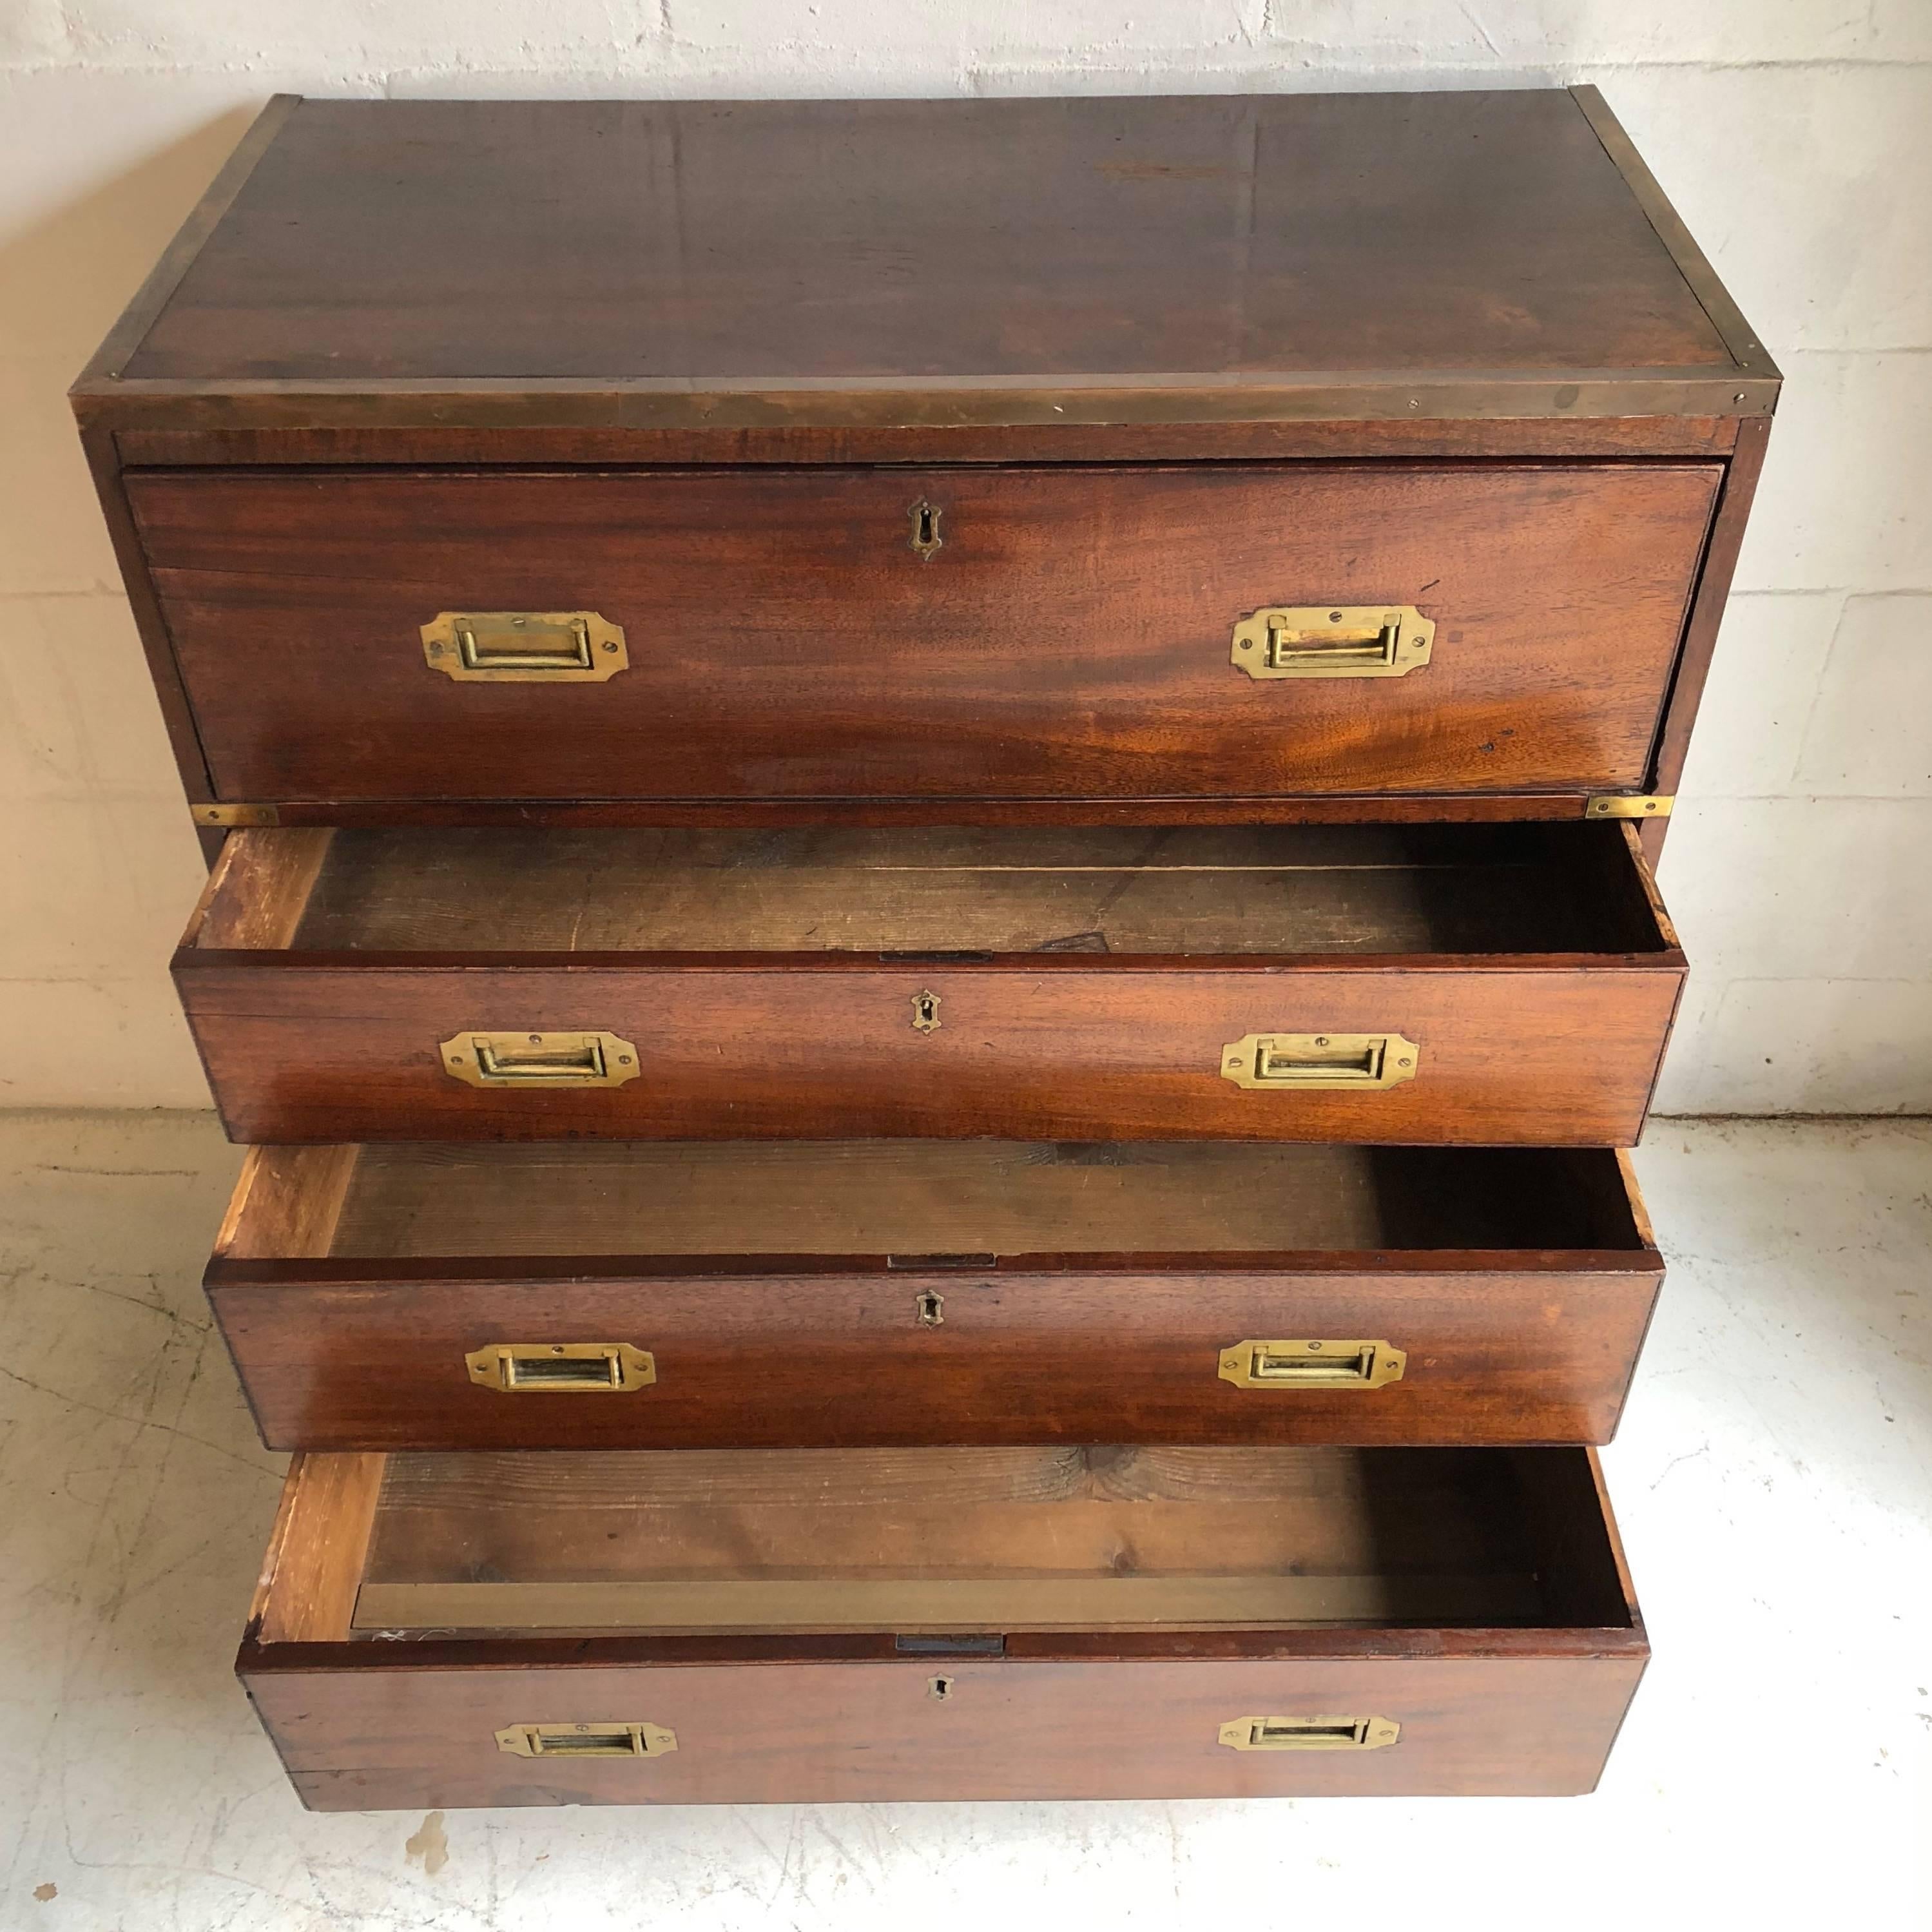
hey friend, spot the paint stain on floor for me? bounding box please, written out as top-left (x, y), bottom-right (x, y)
top-left (405, 1811), bottom-right (449, 1877)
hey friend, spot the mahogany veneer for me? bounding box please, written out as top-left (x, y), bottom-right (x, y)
top-left (174, 822), bottom-right (1685, 1146)
top-left (208, 1140), bottom-right (1663, 1451)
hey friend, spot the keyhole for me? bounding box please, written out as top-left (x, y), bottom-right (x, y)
top-left (929, 1676), bottom-right (954, 1701)
top-left (916, 1290), bottom-right (945, 1327)
top-left (911, 990), bottom-right (942, 1034)
top-left (908, 499), bottom-right (943, 560)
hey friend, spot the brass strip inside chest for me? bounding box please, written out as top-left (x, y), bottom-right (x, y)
top-left (353, 1572), bottom-right (1543, 1635)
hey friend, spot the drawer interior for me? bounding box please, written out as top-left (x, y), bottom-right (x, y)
top-left (258, 1446), bottom-right (1637, 1643)
top-left (187, 822), bottom-right (1675, 958)
top-left (217, 1141), bottom-right (1652, 1261)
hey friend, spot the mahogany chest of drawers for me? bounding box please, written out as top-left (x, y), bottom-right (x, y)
top-left (76, 86), bottom-right (1775, 1810)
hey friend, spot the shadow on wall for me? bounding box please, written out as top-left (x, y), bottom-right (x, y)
top-left (0, 105), bottom-right (272, 1110)
top-left (3, 106), bottom-right (258, 603)
top-left (3, 106), bottom-right (263, 383)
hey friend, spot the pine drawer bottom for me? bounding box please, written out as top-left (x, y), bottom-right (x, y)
top-left (241, 1445), bottom-right (1648, 1808)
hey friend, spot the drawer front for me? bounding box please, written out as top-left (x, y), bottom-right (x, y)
top-left (209, 1264), bottom-right (1661, 1452)
top-left (244, 1653), bottom-right (1646, 1808)
top-left (129, 463), bottom-right (1719, 805)
top-left (175, 963), bottom-right (1682, 1145)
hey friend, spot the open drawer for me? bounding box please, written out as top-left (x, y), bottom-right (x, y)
top-left (209, 1141), bottom-right (1662, 1451)
top-left (175, 822), bottom-right (1685, 1145)
top-left (241, 1444), bottom-right (1649, 1808)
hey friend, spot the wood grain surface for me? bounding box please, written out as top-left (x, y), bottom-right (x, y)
top-left (173, 822), bottom-right (1683, 1145)
top-left (243, 1651), bottom-right (1648, 1806)
top-left (206, 1141), bottom-right (1660, 1450)
top-left (115, 93), bottom-right (1734, 389)
top-left (285, 1140), bottom-right (1652, 1257)
top-left (209, 1261), bottom-right (1660, 1453)
top-left (271, 824), bottom-right (1670, 957)
top-left (126, 463), bottom-right (1718, 805)
top-left (175, 958), bottom-right (1683, 1146)
top-left (239, 1441), bottom-right (1647, 1806)
top-left (109, 415), bottom-right (1745, 469)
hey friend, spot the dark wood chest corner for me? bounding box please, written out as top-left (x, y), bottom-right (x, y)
top-left (73, 86), bottom-right (1773, 844)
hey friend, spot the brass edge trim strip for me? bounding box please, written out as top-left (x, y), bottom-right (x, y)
top-left (84, 374), bottom-right (1778, 432)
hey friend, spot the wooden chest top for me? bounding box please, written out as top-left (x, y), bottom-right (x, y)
top-left (77, 88), bottom-right (1773, 432)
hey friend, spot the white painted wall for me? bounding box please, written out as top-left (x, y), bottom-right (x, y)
top-left (1, 5), bottom-right (1927, 1112)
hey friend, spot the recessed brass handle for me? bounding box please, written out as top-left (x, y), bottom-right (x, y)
top-left (1219, 1340), bottom-right (1406, 1390)
top-left (440, 1030), bottom-right (640, 1088)
top-left (1220, 1032), bottom-right (1419, 1092)
top-left (1231, 604), bottom-right (1434, 679)
top-left (1219, 1716), bottom-right (1399, 1752)
top-left (495, 1722), bottom-right (676, 1759)
top-left (465, 1343), bottom-right (657, 1393)
top-left (421, 611), bottom-right (629, 681)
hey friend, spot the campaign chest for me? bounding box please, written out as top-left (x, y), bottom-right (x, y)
top-left (75, 86), bottom-right (1774, 1808)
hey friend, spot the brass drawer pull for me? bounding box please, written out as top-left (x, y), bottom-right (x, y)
top-left (1220, 1032), bottom-right (1419, 1092)
top-left (1231, 604), bottom-right (1434, 679)
top-left (440, 1029), bottom-right (640, 1088)
top-left (421, 610), bottom-right (629, 681)
top-left (466, 1343), bottom-right (657, 1393)
top-left (496, 1722), bottom-right (677, 1759)
top-left (1219, 1716), bottom-right (1400, 1752)
top-left (1219, 1340), bottom-right (1406, 1390)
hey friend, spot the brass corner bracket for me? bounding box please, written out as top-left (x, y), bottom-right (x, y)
top-left (1585, 794), bottom-right (1674, 820)
top-left (192, 803), bottom-right (280, 827)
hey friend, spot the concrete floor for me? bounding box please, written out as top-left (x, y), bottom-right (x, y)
top-left (0, 1114), bottom-right (1926, 1932)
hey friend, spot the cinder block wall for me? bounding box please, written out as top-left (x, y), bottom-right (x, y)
top-left (1, 5), bottom-right (1926, 1111)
